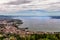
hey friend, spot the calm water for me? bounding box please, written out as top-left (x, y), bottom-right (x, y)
top-left (13, 16), bottom-right (60, 32)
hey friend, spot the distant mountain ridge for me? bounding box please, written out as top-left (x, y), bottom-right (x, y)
top-left (51, 16), bottom-right (60, 19)
top-left (0, 15), bottom-right (12, 19)
top-left (0, 15), bottom-right (60, 19)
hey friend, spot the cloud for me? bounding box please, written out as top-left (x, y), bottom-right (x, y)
top-left (0, 0), bottom-right (60, 12)
top-left (0, 0), bottom-right (16, 4)
top-left (4, 0), bottom-right (31, 5)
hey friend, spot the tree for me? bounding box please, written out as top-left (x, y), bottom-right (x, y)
top-left (7, 19), bottom-right (23, 29)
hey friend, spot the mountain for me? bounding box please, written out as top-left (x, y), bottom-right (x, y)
top-left (50, 16), bottom-right (60, 19)
top-left (0, 15), bottom-right (12, 19)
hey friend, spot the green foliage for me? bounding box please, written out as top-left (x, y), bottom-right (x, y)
top-left (0, 32), bottom-right (60, 40)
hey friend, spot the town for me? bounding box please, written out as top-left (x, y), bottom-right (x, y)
top-left (0, 19), bottom-right (60, 40)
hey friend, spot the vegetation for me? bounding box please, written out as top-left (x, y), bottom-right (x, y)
top-left (0, 19), bottom-right (60, 40)
top-left (0, 32), bottom-right (60, 40)
top-left (0, 19), bottom-right (23, 29)
top-left (7, 19), bottom-right (23, 28)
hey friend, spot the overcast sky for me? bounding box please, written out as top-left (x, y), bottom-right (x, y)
top-left (0, 0), bottom-right (60, 16)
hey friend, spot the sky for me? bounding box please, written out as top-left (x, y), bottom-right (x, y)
top-left (0, 0), bottom-right (60, 16)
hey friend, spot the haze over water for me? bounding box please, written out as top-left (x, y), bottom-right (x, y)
top-left (12, 16), bottom-right (60, 32)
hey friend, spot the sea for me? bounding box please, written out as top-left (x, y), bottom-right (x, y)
top-left (0, 15), bottom-right (60, 32)
top-left (12, 16), bottom-right (60, 32)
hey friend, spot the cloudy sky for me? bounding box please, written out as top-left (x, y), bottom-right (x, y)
top-left (0, 0), bottom-right (60, 16)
